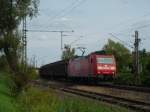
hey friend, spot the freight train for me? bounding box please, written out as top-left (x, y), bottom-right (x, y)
top-left (39, 51), bottom-right (116, 80)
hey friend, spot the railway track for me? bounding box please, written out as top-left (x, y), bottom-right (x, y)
top-left (61, 87), bottom-right (150, 112)
top-left (96, 82), bottom-right (150, 93)
top-left (40, 79), bottom-right (150, 93)
top-left (31, 80), bottom-right (150, 112)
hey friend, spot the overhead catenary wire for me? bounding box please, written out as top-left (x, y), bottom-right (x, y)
top-left (134, 23), bottom-right (150, 30)
top-left (30, 1), bottom-right (149, 47)
top-left (29, 0), bottom-right (87, 30)
top-left (109, 33), bottom-right (134, 49)
top-left (70, 36), bottom-right (83, 45)
top-left (28, 21), bottom-right (74, 30)
top-left (57, 0), bottom-right (87, 18)
top-left (26, 29), bottom-right (74, 33)
top-left (105, 12), bottom-right (150, 45)
top-left (26, 29), bottom-right (74, 51)
top-left (107, 12), bottom-right (150, 32)
top-left (48, 0), bottom-right (87, 28)
top-left (113, 21), bottom-right (150, 44)
top-left (48, 0), bottom-right (80, 21)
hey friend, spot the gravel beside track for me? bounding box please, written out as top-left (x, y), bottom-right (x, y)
top-left (96, 82), bottom-right (150, 93)
top-left (70, 85), bottom-right (150, 104)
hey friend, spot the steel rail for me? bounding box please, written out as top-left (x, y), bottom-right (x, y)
top-left (61, 87), bottom-right (150, 112)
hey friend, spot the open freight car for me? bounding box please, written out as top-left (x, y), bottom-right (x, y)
top-left (39, 60), bottom-right (68, 78)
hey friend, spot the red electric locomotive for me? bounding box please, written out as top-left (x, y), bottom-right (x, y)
top-left (67, 52), bottom-right (116, 79)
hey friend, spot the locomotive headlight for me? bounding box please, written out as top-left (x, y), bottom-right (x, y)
top-left (110, 66), bottom-right (115, 70)
top-left (98, 66), bottom-right (103, 70)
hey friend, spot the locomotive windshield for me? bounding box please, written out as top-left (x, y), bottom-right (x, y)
top-left (97, 58), bottom-right (113, 64)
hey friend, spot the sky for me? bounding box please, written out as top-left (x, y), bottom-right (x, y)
top-left (26, 0), bottom-right (150, 66)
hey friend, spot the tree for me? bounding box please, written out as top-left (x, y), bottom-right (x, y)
top-left (0, 0), bottom-right (39, 89)
top-left (139, 49), bottom-right (150, 86)
top-left (0, 0), bottom-right (39, 72)
top-left (62, 44), bottom-right (76, 60)
top-left (103, 39), bottom-right (132, 72)
top-left (140, 49), bottom-right (150, 73)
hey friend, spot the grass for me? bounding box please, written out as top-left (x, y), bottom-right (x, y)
top-left (0, 72), bottom-right (19, 112)
top-left (0, 71), bottom-right (136, 112)
top-left (17, 85), bottom-right (135, 112)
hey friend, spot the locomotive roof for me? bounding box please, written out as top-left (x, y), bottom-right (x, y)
top-left (71, 50), bottom-right (110, 60)
top-left (91, 50), bottom-right (106, 55)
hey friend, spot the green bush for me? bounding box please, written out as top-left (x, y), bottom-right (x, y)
top-left (13, 64), bottom-right (39, 91)
top-left (114, 73), bottom-right (135, 85)
top-left (141, 71), bottom-right (150, 86)
top-left (114, 72), bottom-right (150, 86)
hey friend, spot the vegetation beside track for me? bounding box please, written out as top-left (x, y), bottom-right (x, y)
top-left (0, 72), bottom-right (20, 112)
top-left (17, 85), bottom-right (135, 112)
top-left (0, 71), bottom-right (136, 112)
top-left (114, 72), bottom-right (150, 86)
top-left (104, 39), bottom-right (150, 86)
top-left (0, 68), bottom-right (38, 112)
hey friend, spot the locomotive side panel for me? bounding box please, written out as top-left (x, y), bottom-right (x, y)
top-left (68, 57), bottom-right (90, 77)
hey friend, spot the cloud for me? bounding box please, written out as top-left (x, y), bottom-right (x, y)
top-left (48, 17), bottom-right (71, 22)
top-left (59, 17), bottom-right (71, 21)
top-left (37, 35), bottom-right (49, 41)
top-left (120, 0), bottom-right (129, 5)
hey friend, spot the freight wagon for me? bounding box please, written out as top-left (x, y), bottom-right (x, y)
top-left (39, 60), bottom-right (68, 78)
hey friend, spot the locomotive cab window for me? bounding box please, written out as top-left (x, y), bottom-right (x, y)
top-left (97, 58), bottom-right (113, 64)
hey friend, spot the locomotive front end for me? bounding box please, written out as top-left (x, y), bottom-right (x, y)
top-left (96, 55), bottom-right (116, 77)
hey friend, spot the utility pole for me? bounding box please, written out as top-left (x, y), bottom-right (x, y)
top-left (134, 30), bottom-right (141, 84)
top-left (61, 31), bottom-right (63, 50)
top-left (60, 31), bottom-right (73, 50)
top-left (22, 16), bottom-right (27, 70)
